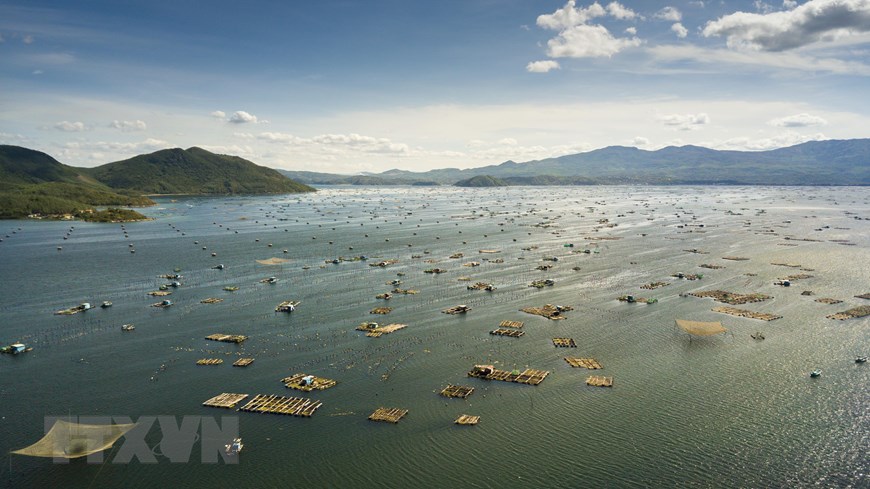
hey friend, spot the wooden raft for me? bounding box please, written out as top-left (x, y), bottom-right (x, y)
top-left (815, 298), bottom-right (843, 304)
top-left (197, 358), bottom-right (223, 365)
top-left (712, 306), bottom-right (782, 321)
top-left (148, 291), bottom-right (172, 296)
top-left (699, 264), bottom-right (725, 269)
top-left (521, 304), bottom-right (572, 320)
top-left (443, 305), bottom-right (471, 315)
top-left (490, 328), bottom-right (524, 338)
top-left (356, 323), bottom-right (407, 337)
top-left (239, 394), bottom-right (322, 417)
top-left (640, 282), bottom-right (669, 290)
top-left (856, 293), bottom-right (870, 300)
top-left (200, 297), bottom-right (223, 304)
top-left (368, 407), bottom-right (408, 423)
top-left (468, 367), bottom-right (549, 385)
top-left (391, 288), bottom-right (419, 295)
top-left (564, 357), bottom-right (603, 369)
top-left (454, 415), bottom-right (480, 425)
top-left (586, 375), bottom-right (613, 387)
top-left (440, 384), bottom-right (474, 399)
top-left (233, 358), bottom-right (255, 367)
top-left (690, 290), bottom-right (772, 305)
top-left (205, 333), bottom-right (248, 343)
top-left (552, 338), bottom-right (577, 348)
top-left (202, 393), bottom-right (249, 408)
top-left (282, 373), bottom-right (337, 391)
top-left (370, 307), bottom-right (393, 315)
top-left (722, 256), bottom-right (749, 261)
top-left (499, 320), bottom-right (524, 329)
top-left (827, 305), bottom-right (870, 320)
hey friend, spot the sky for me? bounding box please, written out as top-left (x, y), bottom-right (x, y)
top-left (2, 0), bottom-right (870, 173)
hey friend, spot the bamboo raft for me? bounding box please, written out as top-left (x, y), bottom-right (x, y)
top-left (672, 273), bottom-right (703, 280)
top-left (856, 293), bottom-right (870, 300)
top-left (529, 279), bottom-right (555, 288)
top-left (391, 288), bottom-right (419, 295)
top-left (223, 286), bottom-right (240, 291)
top-left (722, 256), bottom-right (749, 261)
top-left (463, 261), bottom-right (480, 267)
top-left (490, 328), bottom-right (524, 338)
top-left (689, 290), bottom-right (772, 305)
top-left (449, 252), bottom-right (464, 259)
top-left (454, 415), bottom-right (480, 425)
top-left (815, 298), bottom-right (843, 304)
top-left (699, 264), bottom-right (726, 269)
top-left (712, 306), bottom-right (782, 321)
top-left (200, 297), bottom-right (223, 304)
top-left (617, 295), bottom-right (657, 304)
top-left (780, 274), bottom-right (813, 281)
top-left (233, 358), bottom-right (255, 367)
top-left (443, 305), bottom-right (471, 315)
top-left (771, 262), bottom-right (802, 268)
top-left (148, 291), bottom-right (172, 296)
top-left (552, 337), bottom-right (577, 348)
top-left (827, 305), bottom-right (870, 320)
top-left (197, 358), bottom-right (224, 365)
top-left (440, 384), bottom-right (474, 399)
top-left (370, 307), bottom-right (393, 315)
top-left (282, 373), bottom-right (337, 391)
top-left (424, 268), bottom-right (448, 274)
top-left (356, 322), bottom-right (407, 337)
top-left (499, 320), bottom-right (524, 329)
top-left (521, 304), bottom-right (572, 320)
top-left (467, 366), bottom-right (549, 385)
top-left (205, 334), bottom-right (248, 343)
top-left (467, 282), bottom-right (495, 291)
top-left (275, 300), bottom-right (300, 312)
top-left (202, 393), bottom-right (249, 408)
top-left (640, 282), bottom-right (670, 290)
top-left (368, 407), bottom-right (408, 423)
top-left (564, 357), bottom-right (603, 369)
top-left (239, 394), bottom-right (322, 417)
top-left (585, 375), bottom-right (613, 387)
top-left (375, 293), bottom-right (392, 300)
top-left (478, 249), bottom-right (501, 254)
top-left (369, 259), bottom-right (399, 267)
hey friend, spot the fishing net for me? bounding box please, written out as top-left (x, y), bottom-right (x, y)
top-left (11, 419), bottom-right (136, 458)
top-left (675, 319), bottom-right (727, 336)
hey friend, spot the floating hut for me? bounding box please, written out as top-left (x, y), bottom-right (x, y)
top-left (55, 303), bottom-right (93, 315)
top-left (521, 304), bottom-right (572, 320)
top-left (529, 279), bottom-right (555, 288)
top-left (467, 282), bottom-right (495, 291)
top-left (467, 365), bottom-right (549, 385)
top-left (356, 322), bottom-right (407, 337)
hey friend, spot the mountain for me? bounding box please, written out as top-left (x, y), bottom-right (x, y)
top-left (90, 147), bottom-right (315, 194)
top-left (455, 175), bottom-right (509, 187)
top-left (0, 145), bottom-right (154, 219)
top-left (283, 139), bottom-right (870, 186)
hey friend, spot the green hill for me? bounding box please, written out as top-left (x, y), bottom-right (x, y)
top-left (454, 175), bottom-right (509, 187)
top-left (90, 147), bottom-right (315, 195)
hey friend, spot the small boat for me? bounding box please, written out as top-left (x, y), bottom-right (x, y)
top-left (810, 369), bottom-right (822, 378)
top-left (212, 264), bottom-right (225, 270)
top-left (0, 343), bottom-right (31, 354)
top-left (751, 332), bottom-right (765, 340)
top-left (225, 438), bottom-right (243, 455)
top-left (856, 357), bottom-right (867, 364)
top-left (121, 324), bottom-right (135, 331)
top-left (101, 301), bottom-right (113, 308)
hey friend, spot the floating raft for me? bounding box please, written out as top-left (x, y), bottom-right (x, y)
top-left (205, 334), bottom-right (248, 343)
top-left (689, 290), bottom-right (772, 305)
top-left (712, 306), bottom-right (782, 321)
top-left (478, 249), bottom-right (501, 254)
top-left (200, 297), bottom-right (223, 304)
top-left (529, 279), bottom-right (555, 288)
top-left (202, 393), bottom-right (249, 408)
top-left (499, 320), bottom-right (524, 329)
top-left (391, 288), bottom-right (419, 295)
top-left (449, 252), bottom-right (464, 259)
top-left (467, 282), bottom-right (495, 291)
top-left (672, 273), bottom-right (703, 280)
top-left (424, 268), bottom-right (448, 274)
top-left (827, 305), bottom-right (870, 320)
top-left (443, 305), bottom-right (471, 315)
top-left (233, 358), bottom-right (255, 367)
top-left (699, 264), bottom-right (726, 269)
top-left (856, 293), bottom-right (870, 300)
top-left (454, 415), bottom-right (480, 425)
top-left (617, 295), bottom-right (657, 304)
top-left (148, 291), bottom-right (172, 296)
top-left (440, 384), bottom-right (474, 399)
top-left (467, 366), bottom-right (549, 385)
top-left (521, 304), bottom-right (572, 320)
top-left (356, 322), bottom-right (407, 337)
top-left (640, 282), bottom-right (670, 290)
top-left (54, 304), bottom-right (92, 315)
top-left (586, 375), bottom-right (613, 387)
top-left (780, 274), bottom-right (813, 281)
top-left (564, 357), bottom-right (603, 369)
top-left (490, 328), bottom-right (524, 338)
top-left (683, 249), bottom-right (709, 254)
top-left (368, 407), bottom-right (408, 423)
top-left (552, 337), bottom-right (577, 348)
top-left (463, 261), bottom-right (481, 267)
top-left (239, 394), bottom-right (322, 417)
top-left (722, 256), bottom-right (750, 261)
top-left (370, 307), bottom-right (393, 315)
top-left (197, 358), bottom-right (224, 365)
top-left (275, 300), bottom-right (300, 312)
top-left (223, 286), bottom-right (240, 291)
top-left (282, 373), bottom-right (337, 391)
top-left (771, 262), bottom-right (802, 268)
top-left (815, 298), bottom-right (843, 304)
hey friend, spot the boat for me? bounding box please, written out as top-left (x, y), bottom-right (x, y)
top-left (0, 343), bottom-right (31, 354)
top-left (275, 300), bottom-right (300, 313)
top-left (225, 438), bottom-right (243, 455)
top-left (750, 332), bottom-right (765, 340)
top-left (212, 264), bottom-right (225, 270)
top-left (810, 369), bottom-right (822, 378)
top-left (856, 357), bottom-right (867, 364)
top-left (54, 302), bottom-right (93, 315)
top-left (121, 324), bottom-right (135, 331)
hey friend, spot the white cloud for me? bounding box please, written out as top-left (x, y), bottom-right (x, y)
top-left (606, 2), bottom-right (639, 20)
top-left (22, 34), bottom-right (34, 44)
top-left (703, 0), bottom-right (870, 51)
top-left (630, 136), bottom-right (651, 147)
top-left (537, 1), bottom-right (606, 30)
top-left (655, 6), bottom-right (683, 22)
top-left (768, 113), bottom-right (829, 126)
top-left (526, 60), bottom-right (561, 72)
top-left (109, 120), bottom-right (147, 132)
top-left (715, 131), bottom-right (826, 150)
top-left (671, 23), bottom-right (689, 38)
top-left (210, 110), bottom-right (226, 119)
top-left (689, 1), bottom-right (706, 7)
top-left (32, 69), bottom-right (43, 75)
top-left (548, 24), bottom-right (642, 58)
top-left (657, 112), bottom-right (710, 130)
top-left (228, 110), bottom-right (259, 124)
top-left (625, 26), bottom-right (637, 35)
top-left (53, 121), bottom-right (87, 132)
top-left (783, 0), bottom-right (798, 8)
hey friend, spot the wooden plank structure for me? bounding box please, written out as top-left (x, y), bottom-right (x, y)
top-left (454, 415), bottom-right (480, 426)
top-left (370, 307), bottom-right (393, 315)
top-left (815, 298), bottom-right (843, 304)
top-left (722, 256), bottom-right (750, 261)
top-left (490, 328), bottom-right (524, 338)
top-left (368, 407), bottom-right (408, 423)
top-left (552, 337), bottom-right (577, 348)
top-left (282, 373), bottom-right (337, 391)
top-left (521, 304), bottom-right (572, 320)
top-left (232, 358), bottom-right (255, 367)
top-left (467, 282), bottom-right (495, 291)
top-left (356, 322), bottom-right (407, 337)
top-left (586, 375), bottom-right (613, 387)
top-left (200, 297), bottom-right (223, 304)
top-left (640, 282), bottom-right (669, 290)
top-left (689, 290), bottom-right (772, 305)
top-left (712, 306), bottom-right (782, 321)
top-left (499, 320), bottom-right (524, 329)
top-left (148, 291), bottom-right (172, 296)
top-left (440, 384), bottom-right (474, 399)
top-left (827, 305), bottom-right (870, 320)
top-left (202, 393), bottom-right (249, 408)
top-left (197, 358), bottom-right (223, 365)
top-left (442, 305), bottom-right (471, 315)
top-left (275, 300), bottom-right (300, 312)
top-left (239, 394), bottom-right (322, 417)
top-left (564, 357), bottom-right (603, 369)
top-left (391, 288), bottom-right (419, 295)
top-left (205, 333), bottom-right (248, 343)
top-left (467, 365), bottom-right (549, 385)
top-left (699, 264), bottom-right (726, 269)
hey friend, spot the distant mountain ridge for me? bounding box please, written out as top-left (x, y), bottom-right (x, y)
top-left (282, 139), bottom-right (870, 186)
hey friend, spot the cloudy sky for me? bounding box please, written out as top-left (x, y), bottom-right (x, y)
top-left (2, 0), bottom-right (869, 173)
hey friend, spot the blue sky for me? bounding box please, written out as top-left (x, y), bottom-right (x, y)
top-left (2, 0), bottom-right (869, 172)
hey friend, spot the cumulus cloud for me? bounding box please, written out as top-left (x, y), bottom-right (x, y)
top-left (256, 131), bottom-right (411, 156)
top-left (535, 1), bottom-right (643, 59)
top-left (671, 23), bottom-right (689, 38)
top-left (228, 111), bottom-right (259, 124)
top-left (53, 121), bottom-right (87, 132)
top-left (526, 60), bottom-right (561, 72)
top-left (625, 26), bottom-right (637, 35)
top-left (210, 110), bottom-right (226, 119)
top-left (109, 120), bottom-right (147, 132)
top-left (783, 0), bottom-right (798, 8)
top-left (655, 6), bottom-right (683, 21)
top-left (703, 0), bottom-right (870, 51)
top-left (768, 113), bottom-right (829, 127)
top-left (537, 1), bottom-right (606, 30)
top-left (606, 2), bottom-right (640, 20)
top-left (657, 113), bottom-right (710, 130)
top-left (630, 136), bottom-right (651, 147)
top-left (716, 131), bottom-right (826, 150)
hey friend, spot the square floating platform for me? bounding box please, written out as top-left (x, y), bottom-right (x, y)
top-left (368, 407), bottom-right (408, 423)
